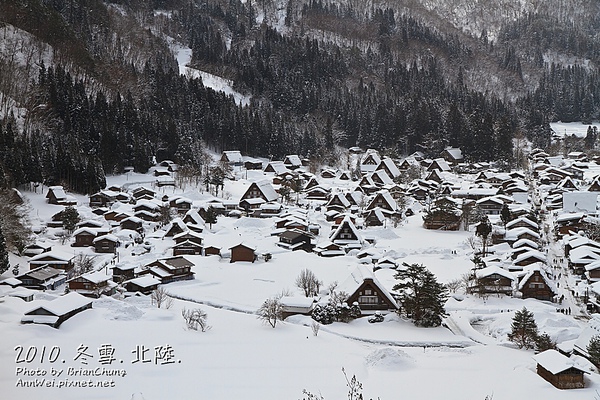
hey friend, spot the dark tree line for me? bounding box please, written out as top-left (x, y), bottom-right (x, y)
top-left (3, 0), bottom-right (600, 193)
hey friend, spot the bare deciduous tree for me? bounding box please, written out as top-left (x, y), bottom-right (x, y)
top-left (71, 253), bottom-right (97, 278)
top-left (182, 308), bottom-right (211, 332)
top-left (445, 278), bottom-right (464, 294)
top-left (257, 297), bottom-right (283, 328)
top-left (151, 287), bottom-right (173, 309)
top-left (311, 320), bottom-right (320, 337)
top-left (296, 269), bottom-right (322, 297)
top-left (329, 290), bottom-right (350, 307)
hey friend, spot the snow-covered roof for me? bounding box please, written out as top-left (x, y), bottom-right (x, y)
top-left (475, 266), bottom-right (515, 281)
top-left (183, 209), bottom-right (205, 225)
top-left (0, 277), bottom-right (22, 287)
top-left (251, 180), bottom-right (279, 202)
top-left (532, 350), bottom-right (587, 374)
top-left (30, 250), bottom-right (75, 263)
top-left (283, 155), bottom-right (302, 166)
top-left (279, 296), bottom-right (314, 308)
top-left (512, 238), bottom-right (539, 250)
top-left (372, 170), bottom-right (394, 185)
top-left (222, 150), bottom-right (243, 163)
top-left (93, 233), bottom-right (119, 243)
top-left (443, 147), bottom-right (463, 161)
top-left (72, 227), bottom-right (100, 237)
top-left (330, 215), bottom-right (363, 244)
top-left (555, 212), bottom-right (585, 224)
top-left (264, 161), bottom-right (289, 175)
top-left (124, 276), bottom-right (161, 288)
top-left (378, 158), bottom-right (401, 177)
top-left (565, 236), bottom-right (600, 250)
top-left (517, 265), bottom-right (555, 292)
top-left (505, 227), bottom-right (540, 241)
top-left (48, 186), bottom-right (67, 200)
top-left (505, 217), bottom-right (539, 230)
top-left (513, 250), bottom-right (546, 264)
top-left (429, 158), bottom-right (451, 171)
top-left (327, 193), bottom-right (351, 208)
top-left (121, 216), bottom-right (144, 224)
top-left (475, 196), bottom-right (504, 205)
top-left (67, 271), bottom-right (112, 284)
top-left (24, 292), bottom-right (92, 317)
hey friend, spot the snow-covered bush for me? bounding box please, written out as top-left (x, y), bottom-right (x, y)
top-left (311, 303), bottom-right (336, 325)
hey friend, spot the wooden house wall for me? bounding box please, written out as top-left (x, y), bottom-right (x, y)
top-left (536, 365), bottom-right (585, 389)
top-left (346, 280), bottom-right (396, 312)
top-left (521, 274), bottom-right (554, 301)
top-left (95, 240), bottom-right (117, 253)
top-left (230, 246), bottom-right (256, 263)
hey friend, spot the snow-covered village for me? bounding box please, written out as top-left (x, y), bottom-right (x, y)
top-left (2, 124), bottom-right (600, 399)
top-left (5, 0), bottom-right (600, 399)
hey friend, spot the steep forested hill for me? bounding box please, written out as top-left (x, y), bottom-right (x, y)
top-left (0, 0), bottom-right (599, 193)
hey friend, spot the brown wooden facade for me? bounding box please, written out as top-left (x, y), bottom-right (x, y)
top-left (345, 278), bottom-right (398, 313)
top-left (230, 244), bottom-right (257, 263)
top-left (520, 270), bottom-right (555, 301)
top-left (536, 364), bottom-right (585, 389)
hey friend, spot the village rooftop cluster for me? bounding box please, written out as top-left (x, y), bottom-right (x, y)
top-left (4, 143), bottom-right (600, 397)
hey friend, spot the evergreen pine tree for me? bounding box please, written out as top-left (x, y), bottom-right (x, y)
top-left (586, 334), bottom-right (600, 368)
top-left (0, 225), bottom-right (9, 274)
top-left (508, 307), bottom-right (539, 349)
top-left (535, 332), bottom-right (556, 353)
top-left (500, 204), bottom-right (512, 228)
top-left (204, 206), bottom-right (218, 229)
top-left (393, 263), bottom-right (448, 327)
top-left (62, 206), bottom-right (80, 234)
top-left (475, 216), bottom-right (492, 256)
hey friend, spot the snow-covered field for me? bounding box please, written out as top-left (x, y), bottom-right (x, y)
top-left (1, 169), bottom-right (598, 400)
top-left (551, 122), bottom-right (600, 138)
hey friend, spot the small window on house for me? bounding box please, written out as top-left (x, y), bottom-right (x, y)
top-left (358, 295), bottom-right (379, 304)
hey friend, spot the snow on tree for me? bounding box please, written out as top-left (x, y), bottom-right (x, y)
top-left (204, 206), bottom-right (218, 229)
top-left (182, 308), bottom-right (211, 332)
top-left (151, 287), bottom-right (173, 309)
top-left (257, 297), bottom-right (283, 328)
top-left (535, 332), bottom-right (556, 353)
top-left (62, 206), bottom-right (80, 233)
top-left (475, 215), bottom-right (492, 256)
top-left (311, 303), bottom-right (336, 325)
top-left (586, 334), bottom-right (600, 368)
top-left (0, 224), bottom-right (9, 274)
top-left (295, 268), bottom-right (322, 297)
top-left (500, 203), bottom-right (513, 227)
top-left (393, 262), bottom-right (448, 327)
top-left (508, 307), bottom-right (539, 349)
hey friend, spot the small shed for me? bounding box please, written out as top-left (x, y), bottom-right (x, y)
top-left (229, 243), bottom-right (257, 263)
top-left (21, 293), bottom-right (93, 328)
top-left (123, 276), bottom-right (161, 294)
top-left (111, 264), bottom-right (137, 283)
top-left (93, 234), bottom-right (119, 253)
top-left (280, 296), bottom-right (315, 318)
top-left (532, 350), bottom-right (587, 389)
top-left (204, 245), bottom-right (221, 257)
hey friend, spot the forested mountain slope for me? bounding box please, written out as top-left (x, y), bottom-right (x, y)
top-left (0, 0), bottom-right (598, 193)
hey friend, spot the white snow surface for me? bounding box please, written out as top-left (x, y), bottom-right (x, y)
top-left (1, 169), bottom-right (598, 399)
top-left (170, 40), bottom-right (251, 107)
top-left (551, 122), bottom-right (600, 138)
